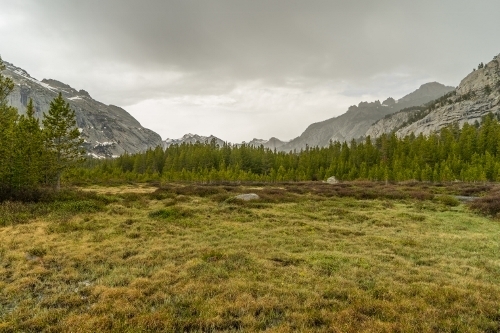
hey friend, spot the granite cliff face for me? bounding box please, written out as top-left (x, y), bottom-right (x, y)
top-left (367, 54), bottom-right (500, 138)
top-left (3, 61), bottom-right (163, 158)
top-left (279, 82), bottom-right (454, 151)
top-left (396, 54), bottom-right (500, 137)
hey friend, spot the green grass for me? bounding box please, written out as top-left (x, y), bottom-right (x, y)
top-left (0, 183), bottom-right (500, 332)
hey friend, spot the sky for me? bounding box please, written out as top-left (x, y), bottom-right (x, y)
top-left (1, 0), bottom-right (499, 142)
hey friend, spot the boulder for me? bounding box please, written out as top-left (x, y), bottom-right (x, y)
top-left (235, 193), bottom-right (260, 201)
top-left (325, 176), bottom-right (339, 184)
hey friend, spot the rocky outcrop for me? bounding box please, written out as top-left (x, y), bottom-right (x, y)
top-left (396, 55), bottom-right (499, 138)
top-left (365, 111), bottom-right (411, 138)
top-left (3, 61), bottom-right (163, 158)
top-left (279, 82), bottom-right (454, 151)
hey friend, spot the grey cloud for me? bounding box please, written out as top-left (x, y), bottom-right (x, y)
top-left (2, 0), bottom-right (500, 141)
top-left (23, 0), bottom-right (500, 86)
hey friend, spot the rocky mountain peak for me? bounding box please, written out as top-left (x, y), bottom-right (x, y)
top-left (382, 97), bottom-right (396, 106)
top-left (246, 137), bottom-right (287, 149)
top-left (398, 82), bottom-right (455, 105)
top-left (3, 60), bottom-right (163, 158)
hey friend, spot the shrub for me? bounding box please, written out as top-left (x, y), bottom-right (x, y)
top-left (436, 195), bottom-right (460, 207)
top-left (469, 191), bottom-right (500, 217)
top-left (0, 186), bottom-right (50, 203)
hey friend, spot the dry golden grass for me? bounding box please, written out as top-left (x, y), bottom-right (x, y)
top-left (0, 183), bottom-right (499, 332)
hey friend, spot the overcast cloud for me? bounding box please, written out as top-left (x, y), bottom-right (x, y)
top-left (1, 0), bottom-right (499, 141)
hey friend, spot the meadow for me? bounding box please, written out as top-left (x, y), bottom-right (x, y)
top-left (0, 182), bottom-right (500, 332)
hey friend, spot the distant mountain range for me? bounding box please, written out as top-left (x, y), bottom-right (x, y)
top-left (165, 82), bottom-right (455, 151)
top-left (163, 134), bottom-right (287, 150)
top-left (173, 50), bottom-right (500, 149)
top-left (163, 134), bottom-right (226, 148)
top-left (277, 82), bottom-right (455, 152)
top-left (4, 52), bottom-right (499, 158)
top-left (3, 61), bottom-right (162, 158)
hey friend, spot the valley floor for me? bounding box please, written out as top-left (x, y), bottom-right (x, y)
top-left (0, 182), bottom-right (499, 332)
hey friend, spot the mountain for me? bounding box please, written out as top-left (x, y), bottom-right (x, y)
top-left (3, 61), bottom-right (163, 158)
top-left (163, 133), bottom-right (226, 148)
top-left (278, 82), bottom-right (455, 152)
top-left (246, 137), bottom-right (287, 150)
top-left (392, 54), bottom-right (500, 138)
top-left (162, 134), bottom-right (288, 150)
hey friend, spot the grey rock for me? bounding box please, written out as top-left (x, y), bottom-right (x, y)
top-left (365, 111), bottom-right (411, 138)
top-left (235, 193), bottom-right (260, 201)
top-left (3, 61), bottom-right (163, 158)
top-left (325, 176), bottom-right (339, 184)
top-left (455, 196), bottom-right (478, 202)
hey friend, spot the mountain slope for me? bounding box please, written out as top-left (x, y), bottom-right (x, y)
top-left (395, 54), bottom-right (500, 137)
top-left (278, 82), bottom-right (454, 151)
top-left (3, 61), bottom-right (163, 158)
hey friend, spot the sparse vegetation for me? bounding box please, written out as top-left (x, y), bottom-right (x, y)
top-left (484, 84), bottom-right (492, 95)
top-left (1, 182), bottom-right (500, 332)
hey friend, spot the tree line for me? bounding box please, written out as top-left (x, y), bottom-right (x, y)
top-left (69, 113), bottom-right (500, 184)
top-left (0, 58), bottom-right (84, 199)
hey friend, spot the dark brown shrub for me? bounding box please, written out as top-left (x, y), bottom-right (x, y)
top-left (469, 191), bottom-right (500, 217)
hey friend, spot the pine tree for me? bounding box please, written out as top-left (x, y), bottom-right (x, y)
top-left (0, 57), bottom-right (18, 192)
top-left (12, 99), bottom-right (45, 189)
top-left (42, 92), bottom-right (85, 190)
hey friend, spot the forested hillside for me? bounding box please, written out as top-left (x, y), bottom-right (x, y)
top-left (71, 113), bottom-right (500, 183)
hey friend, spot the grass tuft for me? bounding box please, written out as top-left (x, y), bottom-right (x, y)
top-left (148, 207), bottom-right (193, 220)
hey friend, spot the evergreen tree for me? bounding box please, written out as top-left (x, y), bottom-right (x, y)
top-left (0, 57), bottom-right (18, 191)
top-left (12, 99), bottom-right (45, 189)
top-left (42, 92), bottom-right (84, 190)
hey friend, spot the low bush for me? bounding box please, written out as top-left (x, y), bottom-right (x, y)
top-left (0, 185), bottom-right (51, 203)
top-left (469, 191), bottom-right (500, 217)
top-left (436, 195), bottom-right (460, 207)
